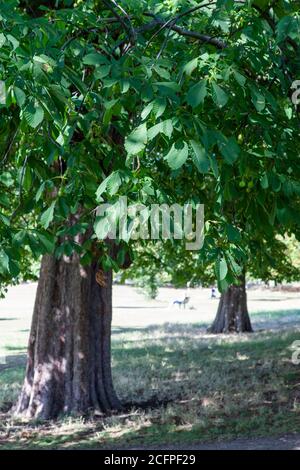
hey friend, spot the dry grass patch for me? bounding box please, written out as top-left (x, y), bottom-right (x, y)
top-left (1, 319), bottom-right (300, 449)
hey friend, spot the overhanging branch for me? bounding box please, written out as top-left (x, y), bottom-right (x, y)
top-left (143, 12), bottom-right (227, 50)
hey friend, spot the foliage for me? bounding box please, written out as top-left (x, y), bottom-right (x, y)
top-left (123, 240), bottom-right (215, 297)
top-left (126, 231), bottom-right (300, 297)
top-left (0, 0), bottom-right (300, 291)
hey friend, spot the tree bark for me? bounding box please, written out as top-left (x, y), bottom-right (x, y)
top-left (13, 251), bottom-right (121, 420)
top-left (208, 274), bottom-right (253, 334)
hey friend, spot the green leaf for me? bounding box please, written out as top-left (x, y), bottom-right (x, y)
top-left (94, 65), bottom-right (111, 79)
top-left (13, 86), bottom-right (26, 107)
top-left (0, 80), bottom-right (7, 105)
top-left (96, 172), bottom-right (122, 200)
top-left (228, 254), bottom-right (242, 277)
top-left (107, 171), bottom-right (122, 196)
top-left (26, 234), bottom-right (41, 258)
top-left (182, 58), bottom-right (198, 76)
top-left (35, 182), bottom-right (46, 202)
top-left (276, 16), bottom-right (300, 42)
top-left (208, 154), bottom-right (219, 178)
top-left (152, 97), bottom-right (166, 118)
top-left (219, 137), bottom-right (240, 164)
top-left (125, 123), bottom-right (148, 156)
top-left (94, 216), bottom-right (112, 240)
top-left (232, 69), bottom-right (246, 87)
top-left (48, 84), bottom-right (69, 105)
top-left (212, 82), bottom-right (228, 107)
top-left (226, 224), bottom-right (241, 243)
top-left (0, 250), bottom-right (9, 274)
top-left (9, 259), bottom-right (20, 277)
top-left (23, 166), bottom-right (32, 191)
top-left (253, 0), bottom-right (271, 9)
top-left (153, 65), bottom-right (170, 80)
top-left (148, 119), bottom-right (173, 140)
top-left (64, 65), bottom-right (88, 95)
top-left (249, 86), bottom-right (265, 112)
top-left (37, 233), bottom-right (55, 253)
top-left (165, 141), bottom-right (189, 170)
top-left (276, 207), bottom-right (293, 225)
top-left (80, 252), bottom-right (93, 266)
top-left (155, 82), bottom-right (180, 93)
top-left (284, 106), bottom-right (293, 120)
top-left (190, 140), bottom-right (210, 173)
top-left (0, 172), bottom-right (13, 187)
top-left (40, 201), bottom-right (56, 229)
top-left (0, 212), bottom-right (10, 226)
top-left (12, 230), bottom-right (27, 247)
top-left (186, 80), bottom-right (207, 107)
top-left (218, 277), bottom-right (230, 292)
top-left (96, 179), bottom-right (108, 201)
top-left (102, 254), bottom-right (115, 272)
top-left (141, 102), bottom-right (153, 120)
top-left (7, 34), bottom-right (19, 50)
top-left (0, 33), bottom-right (5, 47)
top-left (23, 101), bottom-right (44, 128)
top-left (83, 53), bottom-right (109, 66)
top-left (216, 257), bottom-right (228, 281)
top-left (260, 173), bottom-right (269, 189)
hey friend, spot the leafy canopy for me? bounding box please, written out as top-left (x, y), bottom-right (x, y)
top-left (0, 0), bottom-right (300, 291)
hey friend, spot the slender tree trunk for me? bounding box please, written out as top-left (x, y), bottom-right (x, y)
top-left (209, 274), bottom-right (253, 334)
top-left (14, 251), bottom-right (121, 420)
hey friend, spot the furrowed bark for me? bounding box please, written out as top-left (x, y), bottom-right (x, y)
top-left (14, 250), bottom-right (121, 420)
top-left (209, 274), bottom-right (253, 334)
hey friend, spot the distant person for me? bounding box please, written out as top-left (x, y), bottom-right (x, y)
top-left (211, 287), bottom-right (217, 299)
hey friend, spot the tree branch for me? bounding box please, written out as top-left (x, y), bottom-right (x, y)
top-left (253, 4), bottom-right (299, 52)
top-left (102, 0), bottom-right (136, 46)
top-left (143, 13), bottom-right (227, 49)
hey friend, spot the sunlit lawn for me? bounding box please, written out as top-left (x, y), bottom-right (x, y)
top-left (1, 307), bottom-right (300, 449)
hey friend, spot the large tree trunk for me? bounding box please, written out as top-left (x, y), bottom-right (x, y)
top-left (14, 252), bottom-right (121, 420)
top-left (209, 275), bottom-right (253, 334)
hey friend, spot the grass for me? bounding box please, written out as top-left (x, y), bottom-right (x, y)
top-left (251, 309), bottom-right (300, 320)
top-left (1, 312), bottom-right (300, 449)
top-left (0, 367), bottom-right (24, 413)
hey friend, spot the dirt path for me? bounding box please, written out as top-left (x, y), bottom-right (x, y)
top-left (128, 434), bottom-right (300, 450)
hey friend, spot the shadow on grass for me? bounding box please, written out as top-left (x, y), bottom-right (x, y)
top-left (111, 316), bottom-right (300, 411)
top-left (115, 306), bottom-right (166, 309)
top-left (112, 328), bottom-right (299, 366)
top-left (251, 297), bottom-right (300, 302)
top-left (112, 308), bottom-right (300, 340)
top-left (251, 309), bottom-right (300, 318)
top-left (1, 406), bottom-right (298, 450)
top-left (112, 321), bottom-right (210, 337)
top-left (1, 310), bottom-right (300, 449)
top-left (5, 346), bottom-right (27, 352)
top-left (0, 318), bottom-right (18, 322)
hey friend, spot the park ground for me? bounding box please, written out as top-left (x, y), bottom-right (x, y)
top-left (0, 283), bottom-right (300, 449)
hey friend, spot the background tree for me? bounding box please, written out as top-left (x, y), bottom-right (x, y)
top-left (126, 231), bottom-right (300, 334)
top-left (209, 234), bottom-right (300, 333)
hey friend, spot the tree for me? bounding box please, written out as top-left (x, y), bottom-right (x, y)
top-left (209, 230), bottom-right (300, 334)
top-left (122, 240), bottom-right (215, 299)
top-left (209, 271), bottom-right (252, 333)
top-left (15, 250), bottom-right (121, 418)
top-left (127, 233), bottom-right (300, 334)
top-left (1, 0), bottom-right (300, 418)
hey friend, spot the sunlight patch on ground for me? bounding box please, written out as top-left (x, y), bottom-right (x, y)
top-left (1, 284), bottom-right (300, 448)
